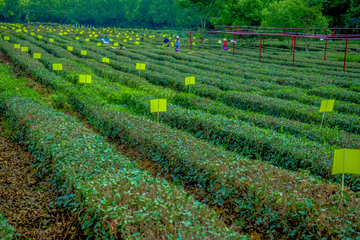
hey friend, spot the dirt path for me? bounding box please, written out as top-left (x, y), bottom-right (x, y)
top-left (0, 119), bottom-right (84, 239)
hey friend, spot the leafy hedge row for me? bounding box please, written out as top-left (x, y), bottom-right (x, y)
top-left (0, 39), bottom-right (74, 93)
top-left (308, 86), bottom-right (360, 104)
top-left (69, 92), bottom-right (360, 239)
top-left (29, 33), bottom-right (360, 150)
top-left (0, 95), bottom-right (243, 239)
top-left (106, 88), bottom-right (360, 191)
top-left (0, 214), bottom-right (15, 240)
top-left (219, 91), bottom-right (360, 134)
top-left (263, 88), bottom-right (360, 116)
top-left (154, 48), bottom-right (360, 86)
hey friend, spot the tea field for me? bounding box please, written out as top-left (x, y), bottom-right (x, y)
top-left (0, 23), bottom-right (360, 239)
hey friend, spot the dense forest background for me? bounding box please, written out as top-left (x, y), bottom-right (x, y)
top-left (0, 0), bottom-right (359, 30)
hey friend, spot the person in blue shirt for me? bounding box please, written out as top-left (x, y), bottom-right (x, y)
top-left (163, 37), bottom-right (170, 47)
top-left (175, 36), bottom-right (180, 52)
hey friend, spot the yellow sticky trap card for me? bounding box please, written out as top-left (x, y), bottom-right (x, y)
top-left (102, 58), bottom-right (110, 63)
top-left (52, 64), bottom-right (63, 71)
top-left (14, 44), bottom-right (21, 49)
top-left (135, 41), bottom-right (139, 45)
top-left (192, 42), bottom-right (195, 45)
top-left (4, 36), bottom-right (9, 40)
top-left (81, 50), bottom-right (87, 56)
top-left (319, 100), bottom-right (335, 112)
top-left (97, 42), bottom-right (101, 46)
top-left (59, 32), bottom-right (63, 35)
top-left (85, 38), bottom-right (89, 41)
top-left (21, 47), bottom-right (28, 52)
top-left (89, 34), bottom-right (93, 37)
top-left (33, 53), bottom-right (41, 59)
top-left (114, 43), bottom-right (119, 46)
top-left (332, 149), bottom-right (360, 175)
top-left (31, 32), bottom-right (35, 36)
top-left (193, 37), bottom-right (196, 39)
top-left (79, 75), bottom-right (92, 83)
top-left (64, 32), bottom-right (67, 35)
top-left (129, 38), bottom-right (132, 40)
top-left (38, 35), bottom-right (43, 39)
top-left (123, 39), bottom-right (128, 42)
top-left (49, 38), bottom-right (54, 42)
top-left (171, 42), bottom-right (174, 47)
top-left (185, 76), bottom-right (195, 86)
top-left (136, 63), bottom-right (146, 70)
top-left (67, 46), bottom-right (73, 51)
top-left (150, 99), bottom-right (167, 113)
top-left (75, 37), bottom-right (79, 40)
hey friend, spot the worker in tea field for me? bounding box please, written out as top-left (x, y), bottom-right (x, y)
top-left (163, 37), bottom-right (170, 47)
top-left (175, 36), bottom-right (180, 52)
top-left (222, 38), bottom-right (227, 51)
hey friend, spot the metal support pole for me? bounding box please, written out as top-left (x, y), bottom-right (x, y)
top-left (262, 35), bottom-right (265, 53)
top-left (324, 39), bottom-right (328, 60)
top-left (291, 37), bottom-right (294, 55)
top-left (209, 33), bottom-right (211, 52)
top-left (241, 33), bottom-right (243, 51)
top-left (259, 34), bottom-right (262, 62)
top-left (190, 32), bottom-right (192, 50)
top-left (343, 39), bottom-right (348, 72)
top-left (293, 36), bottom-right (297, 66)
top-left (233, 34), bottom-right (235, 57)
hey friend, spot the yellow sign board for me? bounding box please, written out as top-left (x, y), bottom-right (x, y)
top-left (319, 100), bottom-right (335, 112)
top-left (136, 63), bottom-right (146, 70)
top-left (79, 75), bottom-right (92, 83)
top-left (332, 149), bottom-right (360, 175)
top-left (52, 64), bottom-right (63, 71)
top-left (33, 53), bottom-right (41, 59)
top-left (185, 76), bottom-right (195, 86)
top-left (150, 99), bottom-right (167, 113)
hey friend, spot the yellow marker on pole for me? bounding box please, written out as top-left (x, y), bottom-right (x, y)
top-left (52, 64), bottom-right (63, 71)
top-left (49, 38), bottom-right (54, 42)
top-left (14, 44), bottom-right (21, 49)
top-left (21, 47), bottom-right (28, 52)
top-left (319, 100), bottom-right (335, 129)
top-left (102, 58), bottom-right (110, 63)
top-left (150, 99), bottom-right (167, 123)
top-left (79, 75), bottom-right (92, 83)
top-left (33, 53), bottom-right (41, 59)
top-left (185, 76), bottom-right (195, 93)
top-left (332, 149), bottom-right (360, 196)
top-left (136, 63), bottom-right (146, 77)
top-left (81, 50), bottom-right (87, 56)
top-left (67, 46), bottom-right (73, 51)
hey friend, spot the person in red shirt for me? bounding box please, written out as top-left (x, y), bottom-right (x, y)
top-left (222, 38), bottom-right (227, 51)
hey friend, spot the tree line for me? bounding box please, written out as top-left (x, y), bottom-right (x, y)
top-left (0, 0), bottom-right (359, 30)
